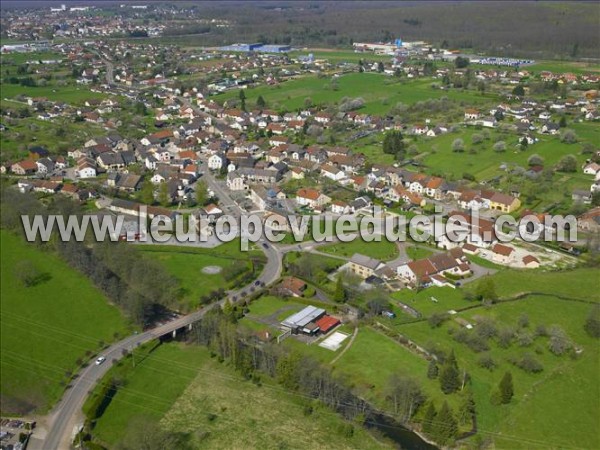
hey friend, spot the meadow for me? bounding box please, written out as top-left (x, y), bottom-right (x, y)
top-left (397, 294), bottom-right (599, 449)
top-left (89, 342), bottom-right (391, 449)
top-left (214, 72), bottom-right (494, 114)
top-left (137, 240), bottom-right (264, 309)
top-left (321, 238), bottom-right (399, 261)
top-left (0, 83), bottom-right (107, 105)
top-left (0, 230), bottom-right (129, 414)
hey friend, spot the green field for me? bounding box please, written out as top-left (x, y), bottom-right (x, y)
top-left (398, 294), bottom-right (599, 449)
top-left (0, 84), bottom-right (107, 105)
top-left (214, 72), bottom-right (494, 114)
top-left (0, 230), bottom-right (129, 414)
top-left (138, 241), bottom-right (263, 310)
top-left (321, 238), bottom-right (399, 261)
top-left (90, 342), bottom-right (391, 449)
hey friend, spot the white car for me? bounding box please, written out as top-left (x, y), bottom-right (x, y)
top-left (95, 356), bottom-right (106, 365)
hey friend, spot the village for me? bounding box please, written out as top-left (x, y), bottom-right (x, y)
top-left (1, 3), bottom-right (600, 448)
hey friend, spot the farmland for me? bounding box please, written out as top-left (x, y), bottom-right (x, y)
top-left (0, 230), bottom-right (129, 414)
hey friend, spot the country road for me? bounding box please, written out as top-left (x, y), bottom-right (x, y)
top-left (36, 239), bottom-right (282, 450)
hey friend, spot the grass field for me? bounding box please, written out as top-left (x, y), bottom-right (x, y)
top-left (321, 238), bottom-right (399, 261)
top-left (214, 72), bottom-right (494, 114)
top-left (0, 230), bottom-right (129, 414)
top-left (138, 240), bottom-right (263, 310)
top-left (405, 245), bottom-right (435, 261)
top-left (0, 83), bottom-right (107, 105)
top-left (90, 342), bottom-right (391, 449)
top-left (397, 294), bottom-right (599, 449)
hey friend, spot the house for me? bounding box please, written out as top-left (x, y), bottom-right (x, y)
top-left (331, 200), bottom-right (350, 215)
top-left (572, 190), bottom-right (592, 204)
top-left (10, 158), bottom-right (38, 176)
top-left (583, 162), bottom-right (600, 176)
top-left (522, 255), bottom-right (540, 268)
top-left (208, 153), bottom-right (227, 171)
top-left (77, 157), bottom-right (97, 178)
top-left (314, 112), bottom-right (332, 125)
top-left (488, 192), bottom-right (521, 213)
top-left (464, 109), bottom-right (480, 120)
top-left (296, 188), bottom-right (331, 209)
top-left (36, 157), bottom-right (55, 174)
top-left (491, 243), bottom-right (515, 264)
top-left (349, 253), bottom-right (384, 279)
top-left (321, 164), bottom-right (345, 181)
top-left (280, 277), bottom-right (307, 297)
top-left (397, 249), bottom-right (470, 286)
top-left (541, 122), bottom-right (560, 135)
top-left (577, 207), bottom-right (600, 232)
top-left (226, 171), bottom-right (248, 191)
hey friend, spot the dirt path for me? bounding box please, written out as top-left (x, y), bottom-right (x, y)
top-left (330, 327), bottom-right (358, 365)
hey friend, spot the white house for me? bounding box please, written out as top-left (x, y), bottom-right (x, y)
top-left (208, 153), bottom-right (227, 171)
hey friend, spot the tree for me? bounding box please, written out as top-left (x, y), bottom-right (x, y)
top-left (427, 359), bottom-right (439, 379)
top-left (382, 130), bottom-right (405, 159)
top-left (512, 84), bottom-right (526, 96)
top-left (548, 325), bottom-right (572, 355)
top-left (433, 401), bottom-right (458, 445)
top-left (439, 350), bottom-right (460, 394)
top-left (138, 180), bottom-right (155, 204)
top-left (422, 402), bottom-right (437, 436)
top-left (333, 276), bottom-right (346, 303)
top-left (451, 138), bottom-right (465, 153)
top-left (475, 277), bottom-right (498, 303)
top-left (14, 260), bottom-right (42, 287)
top-left (527, 154), bottom-right (544, 167)
top-left (493, 141), bottom-right (507, 152)
top-left (134, 101), bottom-right (147, 116)
top-left (195, 180), bottom-right (209, 206)
top-left (454, 56), bottom-right (470, 68)
top-left (584, 304), bottom-right (600, 338)
top-left (158, 182), bottom-right (170, 207)
top-left (560, 129), bottom-right (578, 144)
top-left (559, 115), bottom-right (567, 128)
top-left (457, 389), bottom-right (476, 425)
top-left (499, 371), bottom-right (514, 404)
top-left (471, 133), bottom-right (484, 145)
top-left (385, 374), bottom-right (425, 421)
top-left (256, 95), bottom-right (266, 109)
top-left (239, 89), bottom-right (246, 111)
top-left (556, 154), bottom-right (578, 172)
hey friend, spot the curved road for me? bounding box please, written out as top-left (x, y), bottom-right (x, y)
top-left (39, 241), bottom-right (282, 450)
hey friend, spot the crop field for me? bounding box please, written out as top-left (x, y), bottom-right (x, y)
top-left (0, 230), bottom-right (129, 414)
top-left (214, 72), bottom-right (495, 114)
top-left (89, 342), bottom-right (390, 449)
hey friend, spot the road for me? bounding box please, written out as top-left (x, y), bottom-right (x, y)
top-left (37, 239), bottom-right (282, 450)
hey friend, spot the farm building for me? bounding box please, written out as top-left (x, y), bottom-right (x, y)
top-left (280, 306), bottom-right (339, 335)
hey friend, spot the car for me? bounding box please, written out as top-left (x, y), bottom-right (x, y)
top-left (254, 280), bottom-right (260, 286)
top-left (262, 243), bottom-right (269, 249)
top-left (95, 356), bottom-right (106, 365)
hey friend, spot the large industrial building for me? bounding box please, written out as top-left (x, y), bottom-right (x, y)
top-left (219, 43), bottom-right (291, 53)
